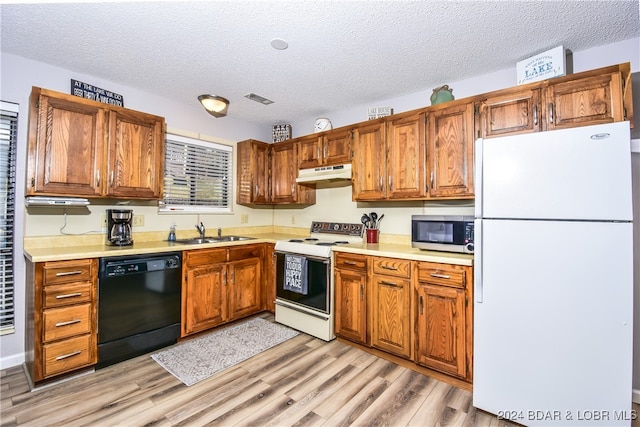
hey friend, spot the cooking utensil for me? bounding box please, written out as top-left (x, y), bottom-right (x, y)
top-left (361, 214), bottom-right (371, 228)
top-left (370, 212), bottom-right (378, 228)
top-left (375, 213), bottom-right (384, 229)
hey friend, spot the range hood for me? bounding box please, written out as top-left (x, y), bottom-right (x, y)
top-left (296, 163), bottom-right (352, 183)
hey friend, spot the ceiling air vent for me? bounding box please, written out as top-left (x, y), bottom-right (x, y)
top-left (244, 93), bottom-right (274, 105)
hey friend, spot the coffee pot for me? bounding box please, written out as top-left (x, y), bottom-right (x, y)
top-left (106, 209), bottom-right (133, 246)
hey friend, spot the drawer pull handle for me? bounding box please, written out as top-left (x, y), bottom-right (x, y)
top-left (380, 280), bottom-right (400, 287)
top-left (430, 273), bottom-right (451, 279)
top-left (55, 319), bottom-right (81, 327)
top-left (381, 265), bottom-right (398, 271)
top-left (55, 270), bottom-right (83, 277)
top-left (344, 261), bottom-right (357, 265)
top-left (56, 350), bottom-right (82, 361)
top-left (56, 293), bottom-right (82, 299)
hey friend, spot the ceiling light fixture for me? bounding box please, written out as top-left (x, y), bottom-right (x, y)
top-left (270, 38), bottom-right (288, 50)
top-left (198, 94), bottom-right (230, 118)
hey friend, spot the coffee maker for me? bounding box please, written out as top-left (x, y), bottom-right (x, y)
top-left (106, 209), bottom-right (133, 246)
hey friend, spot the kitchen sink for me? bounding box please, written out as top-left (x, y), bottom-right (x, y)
top-left (172, 236), bottom-right (254, 244)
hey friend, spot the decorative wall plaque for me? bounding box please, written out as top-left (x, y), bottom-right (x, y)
top-left (367, 106), bottom-right (393, 120)
top-left (272, 124), bottom-right (292, 142)
top-left (71, 79), bottom-right (124, 107)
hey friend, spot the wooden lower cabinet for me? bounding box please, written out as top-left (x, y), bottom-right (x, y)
top-left (25, 258), bottom-right (98, 385)
top-left (415, 262), bottom-right (473, 381)
top-left (334, 252), bottom-right (368, 344)
top-left (264, 243), bottom-right (276, 313)
top-left (182, 245), bottom-right (263, 337)
top-left (334, 252), bottom-right (473, 385)
top-left (370, 257), bottom-right (412, 359)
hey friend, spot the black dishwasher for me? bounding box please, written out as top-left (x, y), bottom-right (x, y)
top-left (97, 252), bottom-right (182, 369)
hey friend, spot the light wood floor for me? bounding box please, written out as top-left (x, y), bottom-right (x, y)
top-left (1, 316), bottom-right (638, 427)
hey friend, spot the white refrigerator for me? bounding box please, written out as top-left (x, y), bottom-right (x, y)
top-left (473, 122), bottom-right (634, 426)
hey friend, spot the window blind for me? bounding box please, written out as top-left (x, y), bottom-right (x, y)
top-left (0, 101), bottom-right (18, 335)
top-left (160, 134), bottom-right (233, 213)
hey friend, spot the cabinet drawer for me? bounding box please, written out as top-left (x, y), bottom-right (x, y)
top-left (43, 334), bottom-right (94, 377)
top-left (43, 283), bottom-right (92, 308)
top-left (43, 304), bottom-right (92, 342)
top-left (229, 244), bottom-right (263, 261)
top-left (417, 263), bottom-right (466, 288)
top-left (186, 248), bottom-right (227, 267)
top-left (43, 259), bottom-right (93, 286)
top-left (335, 253), bottom-right (367, 271)
top-left (372, 257), bottom-right (411, 278)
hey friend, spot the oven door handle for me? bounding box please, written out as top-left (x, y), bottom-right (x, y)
top-left (275, 251), bottom-right (330, 264)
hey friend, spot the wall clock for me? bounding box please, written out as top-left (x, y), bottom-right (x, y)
top-left (313, 117), bottom-right (333, 133)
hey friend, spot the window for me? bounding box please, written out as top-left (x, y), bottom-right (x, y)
top-left (160, 134), bottom-right (233, 213)
top-left (0, 101), bottom-right (17, 335)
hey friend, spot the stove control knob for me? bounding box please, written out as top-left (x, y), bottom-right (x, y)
top-left (333, 224), bottom-right (340, 231)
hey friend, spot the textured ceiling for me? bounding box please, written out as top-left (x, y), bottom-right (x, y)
top-left (1, 1), bottom-right (639, 128)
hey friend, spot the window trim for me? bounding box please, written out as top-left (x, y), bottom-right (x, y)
top-left (159, 133), bottom-right (234, 214)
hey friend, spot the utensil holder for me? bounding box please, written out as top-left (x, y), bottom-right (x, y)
top-left (366, 229), bottom-right (379, 243)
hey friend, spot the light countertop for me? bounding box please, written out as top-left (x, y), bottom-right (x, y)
top-left (24, 231), bottom-right (473, 266)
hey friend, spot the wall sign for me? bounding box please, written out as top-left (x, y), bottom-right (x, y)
top-left (516, 46), bottom-right (567, 85)
top-left (71, 79), bottom-right (124, 107)
top-left (272, 124), bottom-right (292, 142)
top-left (367, 106), bottom-right (393, 120)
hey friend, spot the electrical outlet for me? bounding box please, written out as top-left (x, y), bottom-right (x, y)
top-left (291, 215), bottom-right (295, 224)
top-left (240, 214), bottom-right (248, 224)
top-left (132, 214), bottom-right (145, 227)
top-left (100, 214), bottom-right (107, 228)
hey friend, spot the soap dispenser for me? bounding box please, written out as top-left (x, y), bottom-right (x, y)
top-left (168, 224), bottom-right (176, 242)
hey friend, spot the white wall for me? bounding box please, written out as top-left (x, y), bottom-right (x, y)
top-left (1, 37), bottom-right (638, 375)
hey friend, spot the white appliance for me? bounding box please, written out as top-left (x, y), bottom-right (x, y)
top-left (474, 122), bottom-right (634, 426)
top-left (274, 221), bottom-right (364, 341)
top-left (296, 163), bottom-right (352, 183)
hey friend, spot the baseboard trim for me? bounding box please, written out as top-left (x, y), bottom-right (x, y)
top-left (633, 388), bottom-right (640, 404)
top-left (0, 353), bottom-right (25, 370)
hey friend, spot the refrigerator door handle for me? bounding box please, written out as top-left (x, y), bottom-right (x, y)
top-left (474, 138), bottom-right (483, 219)
top-left (474, 219), bottom-right (483, 303)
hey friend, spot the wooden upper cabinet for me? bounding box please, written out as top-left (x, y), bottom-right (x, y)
top-left (27, 88), bottom-right (106, 197)
top-left (477, 88), bottom-right (542, 138)
top-left (426, 103), bottom-right (474, 198)
top-left (27, 87), bottom-right (165, 199)
top-left (236, 139), bottom-right (270, 205)
top-left (298, 129), bottom-right (352, 169)
top-left (545, 71), bottom-right (625, 130)
top-left (352, 121), bottom-right (386, 201)
top-left (107, 109), bottom-right (164, 198)
top-left (237, 139), bottom-right (315, 206)
top-left (386, 112), bottom-right (427, 199)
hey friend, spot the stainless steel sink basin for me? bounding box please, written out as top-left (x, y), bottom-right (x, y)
top-left (172, 236), bottom-right (254, 244)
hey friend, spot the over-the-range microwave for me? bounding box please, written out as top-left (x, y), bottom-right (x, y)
top-left (411, 215), bottom-right (474, 254)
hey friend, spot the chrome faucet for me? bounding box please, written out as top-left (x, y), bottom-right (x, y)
top-left (196, 222), bottom-right (205, 238)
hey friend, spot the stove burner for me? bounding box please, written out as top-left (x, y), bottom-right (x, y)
top-left (334, 241), bottom-right (349, 244)
top-left (288, 239), bottom-right (304, 243)
top-left (316, 242), bottom-right (336, 246)
top-left (304, 238), bottom-right (319, 241)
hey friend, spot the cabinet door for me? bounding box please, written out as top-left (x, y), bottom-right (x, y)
top-left (297, 134), bottom-right (323, 169)
top-left (228, 257), bottom-right (262, 320)
top-left (28, 89), bottom-right (105, 197)
top-left (237, 139), bottom-right (270, 205)
top-left (334, 267), bottom-right (367, 344)
top-left (182, 263), bottom-right (226, 336)
top-left (545, 72), bottom-right (624, 130)
top-left (107, 109), bottom-right (164, 199)
top-left (323, 129), bottom-right (352, 166)
top-left (479, 88), bottom-right (542, 138)
top-left (415, 283), bottom-right (467, 378)
top-left (352, 121), bottom-right (386, 201)
top-left (271, 141), bottom-right (297, 203)
top-left (427, 103), bottom-right (474, 198)
top-left (386, 113), bottom-right (426, 199)
top-left (370, 274), bottom-right (411, 358)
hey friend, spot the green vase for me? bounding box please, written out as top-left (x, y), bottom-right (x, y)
top-left (430, 85), bottom-right (454, 105)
